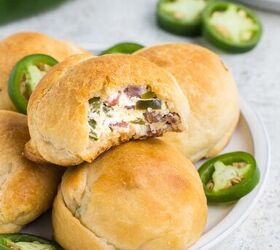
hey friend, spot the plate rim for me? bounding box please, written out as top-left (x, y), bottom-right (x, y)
top-left (191, 97), bottom-right (270, 250)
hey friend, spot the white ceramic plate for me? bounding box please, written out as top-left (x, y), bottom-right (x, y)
top-left (22, 49), bottom-right (270, 248)
top-left (191, 97), bottom-right (270, 249)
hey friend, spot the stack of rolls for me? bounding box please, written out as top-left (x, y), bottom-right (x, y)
top-left (0, 32), bottom-right (241, 250)
top-left (0, 32), bottom-right (87, 234)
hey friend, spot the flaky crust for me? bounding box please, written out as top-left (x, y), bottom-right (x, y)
top-left (0, 111), bottom-right (62, 233)
top-left (136, 44), bottom-right (240, 162)
top-left (25, 54), bottom-right (189, 166)
top-left (0, 32), bottom-right (90, 111)
top-left (52, 140), bottom-right (207, 250)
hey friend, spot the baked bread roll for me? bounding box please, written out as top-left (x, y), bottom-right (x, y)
top-left (52, 139), bottom-right (207, 250)
top-left (25, 54), bottom-right (189, 166)
top-left (136, 44), bottom-right (240, 162)
top-left (0, 110), bottom-right (61, 233)
top-left (0, 32), bottom-right (88, 111)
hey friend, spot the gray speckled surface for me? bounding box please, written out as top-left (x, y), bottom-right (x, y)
top-left (1, 0), bottom-right (279, 249)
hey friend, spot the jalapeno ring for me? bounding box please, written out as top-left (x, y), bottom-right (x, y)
top-left (0, 233), bottom-right (63, 250)
top-left (8, 54), bottom-right (58, 114)
top-left (202, 1), bottom-right (262, 53)
top-left (198, 151), bottom-right (260, 203)
top-left (157, 0), bottom-right (208, 36)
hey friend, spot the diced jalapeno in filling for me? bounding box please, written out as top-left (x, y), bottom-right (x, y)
top-left (206, 161), bottom-right (250, 192)
top-left (88, 85), bottom-right (181, 141)
top-left (209, 5), bottom-right (259, 43)
top-left (161, 0), bottom-right (207, 22)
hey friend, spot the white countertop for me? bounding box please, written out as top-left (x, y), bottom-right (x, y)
top-left (1, 0), bottom-right (279, 249)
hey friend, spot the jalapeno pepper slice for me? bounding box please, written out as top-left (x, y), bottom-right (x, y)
top-left (157, 0), bottom-right (208, 36)
top-left (198, 152), bottom-right (260, 203)
top-left (0, 233), bottom-right (63, 250)
top-left (202, 1), bottom-right (262, 53)
top-left (8, 54), bottom-right (58, 114)
top-left (99, 42), bottom-right (144, 55)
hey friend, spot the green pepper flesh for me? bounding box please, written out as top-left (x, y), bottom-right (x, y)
top-left (202, 1), bottom-right (262, 53)
top-left (157, 0), bottom-right (207, 36)
top-left (99, 42), bottom-right (144, 55)
top-left (8, 54), bottom-right (58, 114)
top-left (141, 91), bottom-right (157, 99)
top-left (136, 99), bottom-right (162, 110)
top-left (0, 233), bottom-right (62, 250)
top-left (198, 151), bottom-right (260, 203)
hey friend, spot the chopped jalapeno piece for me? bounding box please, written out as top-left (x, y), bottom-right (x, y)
top-left (99, 42), bottom-right (144, 55)
top-left (157, 0), bottom-right (207, 36)
top-left (89, 96), bottom-right (101, 104)
top-left (0, 233), bottom-right (63, 250)
top-left (89, 119), bottom-right (97, 129)
top-left (130, 118), bottom-right (146, 125)
top-left (202, 1), bottom-right (262, 53)
top-left (102, 105), bottom-right (113, 117)
top-left (89, 131), bottom-right (98, 140)
top-left (8, 54), bottom-right (58, 114)
top-left (198, 152), bottom-right (260, 203)
top-left (136, 99), bottom-right (162, 110)
top-left (141, 91), bottom-right (157, 99)
top-left (89, 97), bottom-right (101, 110)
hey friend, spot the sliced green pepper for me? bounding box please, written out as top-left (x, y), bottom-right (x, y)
top-left (130, 118), bottom-right (146, 125)
top-left (157, 0), bottom-right (208, 36)
top-left (89, 96), bottom-right (101, 111)
top-left (141, 91), bottom-right (157, 99)
top-left (99, 42), bottom-right (144, 55)
top-left (202, 1), bottom-right (262, 53)
top-left (198, 152), bottom-right (260, 203)
top-left (0, 233), bottom-right (63, 250)
top-left (136, 99), bottom-right (162, 110)
top-left (8, 54), bottom-right (58, 114)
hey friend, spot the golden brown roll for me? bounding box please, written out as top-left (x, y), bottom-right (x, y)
top-left (0, 31), bottom-right (89, 111)
top-left (0, 110), bottom-right (61, 233)
top-left (25, 54), bottom-right (189, 166)
top-left (136, 43), bottom-right (240, 162)
top-left (52, 139), bottom-right (207, 250)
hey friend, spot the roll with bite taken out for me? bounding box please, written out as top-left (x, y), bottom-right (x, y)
top-left (25, 54), bottom-right (189, 166)
top-left (52, 139), bottom-right (207, 250)
top-left (0, 111), bottom-right (61, 233)
top-left (136, 43), bottom-right (240, 162)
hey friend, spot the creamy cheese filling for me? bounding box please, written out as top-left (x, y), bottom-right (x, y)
top-left (87, 85), bottom-right (181, 141)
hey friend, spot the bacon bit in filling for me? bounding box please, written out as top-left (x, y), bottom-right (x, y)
top-left (88, 85), bottom-right (181, 141)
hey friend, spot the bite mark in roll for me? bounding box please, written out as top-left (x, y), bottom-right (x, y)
top-left (87, 85), bottom-right (181, 141)
top-left (25, 54), bottom-right (189, 166)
